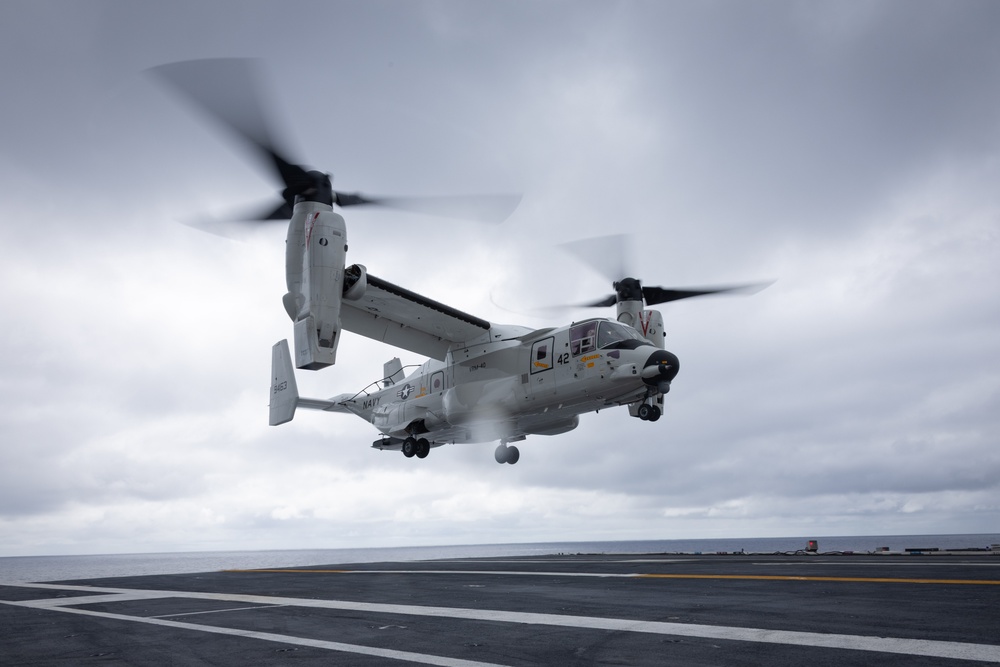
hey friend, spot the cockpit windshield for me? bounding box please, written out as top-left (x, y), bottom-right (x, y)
top-left (597, 321), bottom-right (645, 349)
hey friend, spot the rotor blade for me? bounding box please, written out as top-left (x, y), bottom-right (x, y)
top-left (207, 199), bottom-right (294, 223)
top-left (580, 294), bottom-right (619, 308)
top-left (179, 202), bottom-right (292, 239)
top-left (214, 192), bottom-right (522, 223)
top-left (257, 201), bottom-right (294, 220)
top-left (179, 198), bottom-right (294, 238)
top-left (335, 192), bottom-right (522, 224)
top-left (560, 234), bottom-right (632, 283)
top-left (149, 58), bottom-right (311, 192)
top-left (642, 282), bottom-right (772, 305)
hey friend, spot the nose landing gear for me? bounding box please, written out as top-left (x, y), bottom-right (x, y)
top-left (636, 403), bottom-right (661, 422)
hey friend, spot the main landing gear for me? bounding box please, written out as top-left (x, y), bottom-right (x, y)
top-left (495, 443), bottom-right (520, 465)
top-left (636, 403), bottom-right (661, 422)
top-left (402, 436), bottom-right (430, 459)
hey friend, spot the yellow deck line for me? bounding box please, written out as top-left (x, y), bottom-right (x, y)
top-left (224, 569), bottom-right (351, 574)
top-left (636, 573), bottom-right (1000, 585)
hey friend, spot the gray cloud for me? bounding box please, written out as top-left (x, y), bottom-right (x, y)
top-left (1, 0), bottom-right (998, 556)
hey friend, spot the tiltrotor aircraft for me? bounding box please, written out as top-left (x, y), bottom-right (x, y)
top-left (153, 59), bottom-right (764, 465)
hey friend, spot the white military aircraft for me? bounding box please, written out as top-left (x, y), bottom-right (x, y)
top-left (154, 59), bottom-right (763, 464)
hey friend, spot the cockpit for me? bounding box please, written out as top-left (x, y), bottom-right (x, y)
top-left (569, 319), bottom-right (647, 356)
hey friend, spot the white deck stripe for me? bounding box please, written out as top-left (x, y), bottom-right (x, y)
top-left (149, 604), bottom-right (288, 619)
top-left (20, 590), bottom-right (169, 608)
top-left (3, 582), bottom-right (999, 663)
top-left (298, 569), bottom-right (638, 578)
top-left (9, 603), bottom-right (506, 667)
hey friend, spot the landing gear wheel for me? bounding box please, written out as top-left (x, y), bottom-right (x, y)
top-left (637, 404), bottom-right (652, 421)
top-left (495, 443), bottom-right (520, 465)
top-left (416, 438), bottom-right (430, 459)
top-left (402, 437), bottom-right (417, 458)
top-left (648, 405), bottom-right (661, 422)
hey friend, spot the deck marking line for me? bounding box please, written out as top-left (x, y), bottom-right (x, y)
top-left (637, 573), bottom-right (1000, 585)
top-left (149, 604), bottom-right (289, 619)
top-left (19, 590), bottom-right (173, 607)
top-left (223, 569), bottom-right (351, 574)
top-left (3, 583), bottom-right (1000, 662)
top-left (0, 599), bottom-right (507, 667)
top-left (226, 569), bottom-right (635, 578)
top-left (226, 568), bottom-right (1000, 585)
top-left (437, 559), bottom-right (697, 564)
top-left (753, 561), bottom-right (1000, 568)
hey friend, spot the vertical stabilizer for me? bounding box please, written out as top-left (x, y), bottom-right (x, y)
top-left (269, 339), bottom-right (300, 425)
top-left (383, 358), bottom-right (404, 386)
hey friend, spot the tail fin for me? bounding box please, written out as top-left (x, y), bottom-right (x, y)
top-left (270, 339), bottom-right (355, 424)
top-left (383, 357), bottom-right (404, 386)
top-left (269, 339), bottom-right (300, 425)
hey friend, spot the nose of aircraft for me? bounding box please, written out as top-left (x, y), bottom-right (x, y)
top-left (641, 349), bottom-right (680, 393)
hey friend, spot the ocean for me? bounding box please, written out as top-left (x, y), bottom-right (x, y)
top-left (1, 534), bottom-right (997, 584)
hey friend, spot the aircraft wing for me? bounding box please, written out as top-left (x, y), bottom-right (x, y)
top-left (340, 270), bottom-right (491, 360)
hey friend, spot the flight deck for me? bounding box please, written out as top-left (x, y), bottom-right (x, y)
top-left (2, 552), bottom-right (999, 665)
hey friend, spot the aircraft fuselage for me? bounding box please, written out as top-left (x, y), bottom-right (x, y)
top-left (330, 318), bottom-right (677, 449)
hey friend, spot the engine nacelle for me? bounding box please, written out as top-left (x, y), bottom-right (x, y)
top-left (343, 263), bottom-right (368, 301)
top-left (285, 203), bottom-right (347, 370)
top-left (635, 309), bottom-right (664, 349)
top-left (617, 301), bottom-right (664, 349)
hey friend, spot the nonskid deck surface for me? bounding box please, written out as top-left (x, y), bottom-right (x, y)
top-left (2, 554), bottom-right (999, 666)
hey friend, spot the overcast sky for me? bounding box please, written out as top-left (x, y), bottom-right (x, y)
top-left (1, 1), bottom-right (998, 557)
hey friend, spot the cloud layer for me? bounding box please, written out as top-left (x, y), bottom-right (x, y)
top-left (0, 0), bottom-right (998, 556)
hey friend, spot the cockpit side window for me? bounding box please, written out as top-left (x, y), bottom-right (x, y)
top-left (569, 322), bottom-right (598, 356)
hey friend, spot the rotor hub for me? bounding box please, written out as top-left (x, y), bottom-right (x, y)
top-left (286, 170), bottom-right (334, 207)
top-left (613, 277), bottom-right (644, 302)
